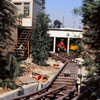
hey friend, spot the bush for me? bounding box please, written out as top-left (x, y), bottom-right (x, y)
top-left (0, 78), bottom-right (18, 89)
top-left (7, 55), bottom-right (19, 78)
top-left (0, 55), bottom-right (19, 89)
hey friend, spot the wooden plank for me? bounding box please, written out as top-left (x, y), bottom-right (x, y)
top-left (30, 85), bottom-right (67, 100)
top-left (53, 82), bottom-right (73, 86)
top-left (55, 86), bottom-right (76, 100)
top-left (55, 79), bottom-right (74, 82)
top-left (51, 85), bottom-right (73, 90)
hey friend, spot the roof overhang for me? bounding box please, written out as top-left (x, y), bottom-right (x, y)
top-left (48, 28), bottom-right (83, 38)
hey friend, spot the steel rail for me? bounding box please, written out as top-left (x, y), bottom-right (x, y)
top-left (55, 65), bottom-right (78, 100)
top-left (11, 61), bottom-right (68, 100)
top-left (11, 53), bottom-right (78, 100)
top-left (55, 86), bottom-right (76, 100)
top-left (30, 85), bottom-right (67, 100)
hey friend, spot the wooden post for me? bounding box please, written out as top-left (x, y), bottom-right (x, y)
top-left (53, 37), bottom-right (56, 53)
top-left (67, 37), bottom-right (70, 53)
top-left (28, 41), bottom-right (30, 58)
top-left (78, 83), bottom-right (81, 93)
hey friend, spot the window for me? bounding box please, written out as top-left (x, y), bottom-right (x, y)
top-left (24, 3), bottom-right (30, 16)
top-left (14, 3), bottom-right (22, 15)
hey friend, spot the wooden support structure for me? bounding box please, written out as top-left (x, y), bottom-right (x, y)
top-left (28, 41), bottom-right (30, 58)
top-left (11, 53), bottom-right (79, 100)
top-left (15, 28), bottom-right (32, 60)
top-left (31, 85), bottom-right (67, 100)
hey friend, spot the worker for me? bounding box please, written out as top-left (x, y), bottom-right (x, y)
top-left (57, 39), bottom-right (66, 52)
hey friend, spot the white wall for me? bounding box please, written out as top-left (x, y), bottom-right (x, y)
top-left (22, 18), bottom-right (32, 27)
top-left (48, 28), bottom-right (83, 53)
top-left (48, 29), bottom-right (83, 38)
top-left (11, 0), bottom-right (32, 2)
top-left (11, 0), bottom-right (33, 27)
top-left (11, 0), bottom-right (41, 27)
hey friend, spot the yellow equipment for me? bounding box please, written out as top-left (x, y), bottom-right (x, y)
top-left (70, 45), bottom-right (79, 50)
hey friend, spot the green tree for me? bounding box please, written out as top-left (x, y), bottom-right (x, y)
top-left (31, 0), bottom-right (51, 66)
top-left (0, 0), bottom-right (19, 89)
top-left (72, 8), bottom-right (79, 28)
top-left (0, 55), bottom-right (19, 89)
top-left (53, 19), bottom-right (62, 28)
top-left (0, 0), bottom-right (16, 49)
top-left (81, 0), bottom-right (100, 98)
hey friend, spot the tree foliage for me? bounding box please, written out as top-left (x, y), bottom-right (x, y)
top-left (53, 19), bottom-right (62, 28)
top-left (82, 0), bottom-right (100, 51)
top-left (0, 55), bottom-right (19, 89)
top-left (0, 0), bottom-right (19, 89)
top-left (0, 0), bottom-right (16, 59)
top-left (31, 0), bottom-right (51, 66)
top-left (81, 0), bottom-right (100, 98)
top-left (0, 0), bottom-right (16, 48)
top-left (72, 8), bottom-right (80, 28)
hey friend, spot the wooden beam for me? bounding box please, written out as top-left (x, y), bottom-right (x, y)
top-left (28, 41), bottom-right (30, 58)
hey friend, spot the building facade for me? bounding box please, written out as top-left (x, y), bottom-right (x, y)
top-left (10, 0), bottom-right (42, 27)
top-left (48, 28), bottom-right (83, 53)
top-left (6, 0), bottom-right (42, 53)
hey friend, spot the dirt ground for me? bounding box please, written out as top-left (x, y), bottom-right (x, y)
top-left (0, 57), bottom-right (88, 95)
top-left (0, 57), bottom-right (64, 95)
top-left (18, 57), bottom-right (64, 83)
top-left (0, 88), bottom-right (11, 95)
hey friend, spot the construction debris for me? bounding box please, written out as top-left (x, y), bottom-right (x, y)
top-left (16, 57), bottom-right (64, 86)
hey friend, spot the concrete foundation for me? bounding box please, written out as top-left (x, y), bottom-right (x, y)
top-left (0, 83), bottom-right (38, 100)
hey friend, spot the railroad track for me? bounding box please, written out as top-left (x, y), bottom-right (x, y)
top-left (12, 53), bottom-right (79, 100)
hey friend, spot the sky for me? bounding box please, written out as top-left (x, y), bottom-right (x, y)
top-left (45, 0), bottom-right (82, 29)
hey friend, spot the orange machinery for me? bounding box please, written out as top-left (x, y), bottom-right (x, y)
top-left (57, 41), bottom-right (66, 52)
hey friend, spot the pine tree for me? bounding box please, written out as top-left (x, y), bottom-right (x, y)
top-left (0, 0), bottom-right (16, 74)
top-left (81, 0), bottom-right (100, 98)
top-left (0, 0), bottom-right (16, 60)
top-left (0, 0), bottom-right (16, 47)
top-left (31, 0), bottom-right (51, 66)
top-left (0, 0), bottom-right (19, 89)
